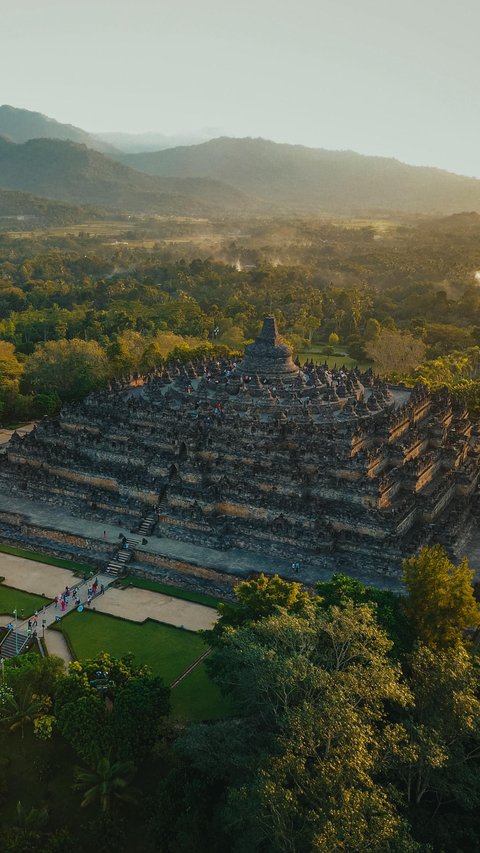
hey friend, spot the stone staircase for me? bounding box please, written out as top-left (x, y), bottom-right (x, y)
top-left (105, 536), bottom-right (140, 577)
top-left (0, 629), bottom-right (30, 659)
top-left (138, 512), bottom-right (156, 537)
top-left (157, 496), bottom-right (169, 517)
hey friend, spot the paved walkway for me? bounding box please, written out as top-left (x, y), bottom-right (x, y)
top-left (0, 551), bottom-right (217, 635)
top-left (93, 586), bottom-right (217, 631)
top-left (43, 629), bottom-right (72, 665)
top-left (0, 552), bottom-right (80, 597)
top-left (0, 557), bottom-right (112, 643)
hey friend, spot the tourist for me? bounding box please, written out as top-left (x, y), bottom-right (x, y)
top-left (100, 583), bottom-right (105, 595)
top-left (60, 599), bottom-right (66, 612)
top-left (54, 595), bottom-right (58, 608)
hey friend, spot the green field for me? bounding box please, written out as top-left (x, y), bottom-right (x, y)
top-left (297, 346), bottom-right (371, 370)
top-left (0, 582), bottom-right (49, 618)
top-left (119, 574), bottom-right (223, 608)
top-left (58, 609), bottom-right (229, 721)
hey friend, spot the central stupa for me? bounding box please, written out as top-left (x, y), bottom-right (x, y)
top-left (237, 316), bottom-right (300, 380)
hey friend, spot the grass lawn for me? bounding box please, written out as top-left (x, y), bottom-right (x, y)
top-left (58, 609), bottom-right (228, 720)
top-left (172, 661), bottom-right (232, 721)
top-left (0, 542), bottom-right (95, 575)
top-left (0, 581), bottom-right (48, 618)
top-left (297, 347), bottom-right (371, 371)
top-left (119, 574), bottom-right (223, 608)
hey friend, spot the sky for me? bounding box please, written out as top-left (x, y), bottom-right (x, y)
top-left (1, 0), bottom-right (479, 176)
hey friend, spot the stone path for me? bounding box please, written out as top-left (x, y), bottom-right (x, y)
top-left (0, 552), bottom-right (79, 597)
top-left (92, 586), bottom-right (217, 631)
top-left (43, 629), bottom-right (72, 665)
top-left (0, 553), bottom-right (217, 633)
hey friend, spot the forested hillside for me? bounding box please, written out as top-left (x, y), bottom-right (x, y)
top-left (0, 104), bottom-right (114, 153)
top-left (0, 137), bottom-right (254, 214)
top-left (123, 136), bottom-right (480, 213)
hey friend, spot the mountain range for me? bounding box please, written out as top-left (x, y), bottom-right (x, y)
top-left (1, 105), bottom-right (480, 216)
top-left (120, 137), bottom-right (480, 214)
top-left (0, 136), bottom-right (251, 215)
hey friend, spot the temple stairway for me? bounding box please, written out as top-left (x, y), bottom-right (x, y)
top-left (0, 630), bottom-right (29, 659)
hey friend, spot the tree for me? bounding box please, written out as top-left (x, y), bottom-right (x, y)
top-left (211, 573), bottom-right (312, 638)
top-left (316, 573), bottom-right (413, 659)
top-left (364, 317), bottom-right (381, 341)
top-left (201, 603), bottom-right (415, 851)
top-left (392, 643), bottom-right (480, 811)
top-left (55, 653), bottom-right (169, 764)
top-left (403, 545), bottom-right (480, 648)
top-left (22, 338), bottom-right (109, 401)
top-left (0, 688), bottom-right (43, 739)
top-left (365, 329), bottom-right (426, 375)
top-left (328, 331), bottom-right (340, 346)
top-left (74, 756), bottom-right (139, 813)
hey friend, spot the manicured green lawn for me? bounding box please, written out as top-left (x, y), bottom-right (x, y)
top-left (172, 661), bottom-right (232, 721)
top-left (119, 574), bottom-right (223, 608)
top-left (58, 609), bottom-right (228, 720)
top-left (0, 542), bottom-right (94, 575)
top-left (0, 582), bottom-right (48, 618)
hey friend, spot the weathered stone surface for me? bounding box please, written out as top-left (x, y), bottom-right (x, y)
top-left (1, 316), bottom-right (479, 584)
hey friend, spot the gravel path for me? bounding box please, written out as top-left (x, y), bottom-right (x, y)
top-left (0, 553), bottom-right (78, 597)
top-left (92, 586), bottom-right (217, 631)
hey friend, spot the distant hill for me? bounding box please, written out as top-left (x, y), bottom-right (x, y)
top-left (121, 137), bottom-right (480, 214)
top-left (0, 188), bottom-right (107, 227)
top-left (0, 137), bottom-right (254, 215)
top-left (97, 130), bottom-right (207, 153)
top-left (0, 105), bottom-right (116, 154)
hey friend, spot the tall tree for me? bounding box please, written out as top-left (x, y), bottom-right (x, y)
top-left (22, 338), bottom-right (109, 401)
top-left (365, 328), bottom-right (426, 374)
top-left (403, 545), bottom-right (480, 648)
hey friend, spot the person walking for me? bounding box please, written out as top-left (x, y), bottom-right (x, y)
top-left (100, 583), bottom-right (105, 595)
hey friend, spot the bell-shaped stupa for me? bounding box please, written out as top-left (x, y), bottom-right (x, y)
top-left (238, 316), bottom-right (300, 380)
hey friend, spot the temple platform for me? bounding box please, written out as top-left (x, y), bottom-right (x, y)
top-left (0, 492), bottom-right (405, 592)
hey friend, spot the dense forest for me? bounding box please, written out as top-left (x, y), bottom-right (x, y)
top-left (1, 211), bottom-right (480, 422)
top-left (1, 547), bottom-right (480, 851)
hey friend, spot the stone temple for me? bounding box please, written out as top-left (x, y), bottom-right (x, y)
top-left (0, 316), bottom-right (479, 592)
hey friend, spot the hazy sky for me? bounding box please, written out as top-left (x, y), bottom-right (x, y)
top-left (2, 0), bottom-right (479, 176)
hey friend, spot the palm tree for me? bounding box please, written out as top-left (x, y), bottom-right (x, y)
top-left (74, 756), bottom-right (139, 812)
top-left (0, 689), bottom-right (42, 739)
top-left (13, 800), bottom-right (49, 832)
